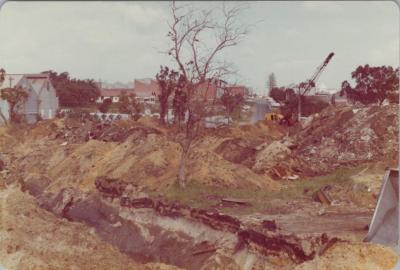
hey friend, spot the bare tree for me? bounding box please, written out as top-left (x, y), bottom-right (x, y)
top-left (166, 1), bottom-right (249, 187)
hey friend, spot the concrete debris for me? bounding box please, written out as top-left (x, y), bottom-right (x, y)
top-left (292, 105), bottom-right (398, 175)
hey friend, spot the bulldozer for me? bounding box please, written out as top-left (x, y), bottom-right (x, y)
top-left (264, 112), bottom-right (283, 122)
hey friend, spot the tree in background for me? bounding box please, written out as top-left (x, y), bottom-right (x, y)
top-left (166, 1), bottom-right (249, 187)
top-left (280, 88), bottom-right (297, 125)
top-left (269, 87), bottom-right (286, 103)
top-left (220, 92), bottom-right (244, 124)
top-left (0, 87), bottom-right (28, 123)
top-left (98, 98), bottom-right (112, 113)
top-left (340, 65), bottom-right (399, 106)
top-left (118, 92), bottom-right (143, 119)
top-left (156, 66), bottom-right (179, 125)
top-left (268, 73), bottom-right (277, 93)
top-left (41, 70), bottom-right (100, 107)
top-left (172, 87), bottom-right (188, 126)
top-left (279, 87), bottom-right (329, 125)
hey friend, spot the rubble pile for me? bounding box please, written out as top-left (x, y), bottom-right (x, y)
top-left (49, 118), bottom-right (163, 143)
top-left (292, 105), bottom-right (398, 175)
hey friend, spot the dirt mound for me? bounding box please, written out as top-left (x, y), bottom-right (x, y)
top-left (295, 242), bottom-right (398, 270)
top-left (214, 138), bottom-right (257, 167)
top-left (2, 118), bottom-right (278, 193)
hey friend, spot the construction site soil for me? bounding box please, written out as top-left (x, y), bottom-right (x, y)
top-left (0, 104), bottom-right (398, 269)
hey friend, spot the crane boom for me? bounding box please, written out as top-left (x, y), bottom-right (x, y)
top-left (300, 52), bottom-right (335, 96)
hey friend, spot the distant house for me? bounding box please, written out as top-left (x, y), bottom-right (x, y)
top-left (133, 78), bottom-right (160, 104)
top-left (96, 88), bottom-right (133, 103)
top-left (225, 85), bottom-right (249, 97)
top-left (311, 91), bottom-right (332, 103)
top-left (132, 78), bottom-right (248, 103)
top-left (192, 79), bottom-right (227, 101)
top-left (265, 96), bottom-right (281, 109)
top-left (0, 73), bottom-right (59, 124)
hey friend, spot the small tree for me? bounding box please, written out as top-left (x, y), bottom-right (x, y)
top-left (220, 92), bottom-right (244, 123)
top-left (156, 66), bottom-right (179, 125)
top-left (341, 65), bottom-right (399, 106)
top-left (98, 98), bottom-right (112, 113)
top-left (166, 1), bottom-right (249, 187)
top-left (0, 87), bottom-right (29, 123)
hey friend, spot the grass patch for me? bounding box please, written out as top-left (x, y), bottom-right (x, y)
top-left (150, 166), bottom-right (366, 215)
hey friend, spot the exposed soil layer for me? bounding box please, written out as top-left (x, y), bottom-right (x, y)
top-left (27, 176), bottom-right (343, 269)
top-left (0, 185), bottom-right (181, 270)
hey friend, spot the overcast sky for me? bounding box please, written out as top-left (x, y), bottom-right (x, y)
top-left (0, 1), bottom-right (398, 94)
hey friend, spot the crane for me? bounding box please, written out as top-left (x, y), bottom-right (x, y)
top-left (297, 52), bottom-right (335, 121)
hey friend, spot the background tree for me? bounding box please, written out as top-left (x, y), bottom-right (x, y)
top-left (340, 65), bottom-right (399, 105)
top-left (279, 87), bottom-right (329, 124)
top-left (172, 87), bottom-right (187, 126)
top-left (280, 88), bottom-right (297, 125)
top-left (42, 70), bottom-right (100, 107)
top-left (118, 92), bottom-right (143, 119)
top-left (220, 92), bottom-right (244, 123)
top-left (156, 66), bottom-right (179, 125)
top-left (0, 87), bottom-right (28, 123)
top-left (268, 73), bottom-right (277, 93)
top-left (269, 87), bottom-right (286, 103)
top-left (166, 1), bottom-right (249, 187)
top-left (98, 98), bottom-right (112, 113)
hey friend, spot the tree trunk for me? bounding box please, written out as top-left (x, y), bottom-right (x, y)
top-left (159, 104), bottom-right (166, 125)
top-left (177, 140), bottom-right (190, 188)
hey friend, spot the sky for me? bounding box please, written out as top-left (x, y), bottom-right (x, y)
top-left (0, 1), bottom-right (398, 94)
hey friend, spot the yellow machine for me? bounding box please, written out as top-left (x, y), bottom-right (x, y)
top-left (265, 112), bottom-right (283, 122)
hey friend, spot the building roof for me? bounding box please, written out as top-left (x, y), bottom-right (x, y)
top-left (100, 88), bottom-right (133, 97)
top-left (0, 74), bottom-right (24, 89)
top-left (225, 85), bottom-right (249, 96)
top-left (133, 79), bottom-right (160, 98)
top-left (135, 78), bottom-right (153, 84)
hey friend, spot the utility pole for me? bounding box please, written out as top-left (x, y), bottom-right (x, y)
top-left (298, 87), bottom-right (301, 122)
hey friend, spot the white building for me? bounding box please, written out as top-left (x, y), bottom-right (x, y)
top-left (0, 73), bottom-right (59, 124)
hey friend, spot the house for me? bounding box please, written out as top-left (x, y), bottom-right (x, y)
top-left (265, 96), bottom-right (281, 110)
top-left (96, 88), bottom-right (133, 103)
top-left (225, 85), bottom-right (249, 97)
top-left (0, 73), bottom-right (59, 124)
top-left (192, 79), bottom-right (227, 101)
top-left (311, 91), bottom-right (333, 103)
top-left (133, 78), bottom-right (160, 104)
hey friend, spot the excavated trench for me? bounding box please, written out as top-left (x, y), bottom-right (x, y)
top-left (21, 176), bottom-right (341, 270)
